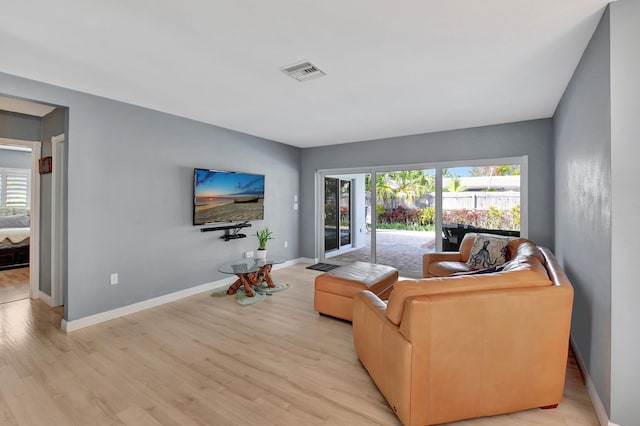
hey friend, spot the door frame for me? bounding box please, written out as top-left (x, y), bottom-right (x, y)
top-left (317, 169), bottom-right (373, 263)
top-left (51, 133), bottom-right (65, 306)
top-left (323, 176), bottom-right (354, 255)
top-left (0, 137), bottom-right (41, 300)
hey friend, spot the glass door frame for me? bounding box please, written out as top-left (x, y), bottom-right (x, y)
top-left (323, 176), bottom-right (353, 254)
top-left (315, 155), bottom-right (528, 266)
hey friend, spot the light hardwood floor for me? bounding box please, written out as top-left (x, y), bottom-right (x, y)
top-left (0, 263), bottom-right (599, 425)
top-left (0, 267), bottom-right (29, 305)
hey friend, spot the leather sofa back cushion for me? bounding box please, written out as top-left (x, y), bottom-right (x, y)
top-left (386, 255), bottom-right (551, 325)
top-left (430, 261), bottom-right (474, 277)
top-left (459, 233), bottom-right (476, 262)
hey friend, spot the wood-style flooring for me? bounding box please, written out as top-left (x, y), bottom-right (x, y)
top-left (0, 267), bottom-right (29, 304)
top-left (0, 263), bottom-right (599, 425)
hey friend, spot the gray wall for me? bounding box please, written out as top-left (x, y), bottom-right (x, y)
top-left (609, 0), bottom-right (640, 424)
top-left (300, 119), bottom-right (554, 258)
top-left (39, 107), bottom-right (67, 296)
top-left (0, 148), bottom-right (31, 169)
top-left (1, 72), bottom-right (301, 322)
top-left (0, 110), bottom-right (41, 141)
top-left (553, 8), bottom-right (612, 415)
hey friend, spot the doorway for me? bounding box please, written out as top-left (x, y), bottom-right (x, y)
top-left (0, 139), bottom-right (41, 304)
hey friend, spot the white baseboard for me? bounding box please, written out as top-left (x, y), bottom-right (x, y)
top-left (570, 337), bottom-right (621, 426)
top-left (285, 257), bottom-right (315, 265)
top-left (38, 290), bottom-right (52, 306)
top-left (61, 257), bottom-right (311, 333)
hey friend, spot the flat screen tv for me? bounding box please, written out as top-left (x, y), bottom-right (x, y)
top-left (193, 168), bottom-right (265, 225)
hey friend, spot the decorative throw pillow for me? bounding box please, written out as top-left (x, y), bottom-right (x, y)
top-left (466, 234), bottom-right (511, 270)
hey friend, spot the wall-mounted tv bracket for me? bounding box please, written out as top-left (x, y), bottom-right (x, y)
top-left (200, 222), bottom-right (252, 241)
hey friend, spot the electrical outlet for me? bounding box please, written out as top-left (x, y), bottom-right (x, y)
top-left (245, 251), bottom-right (254, 258)
top-left (110, 273), bottom-right (118, 285)
top-left (284, 241), bottom-right (288, 248)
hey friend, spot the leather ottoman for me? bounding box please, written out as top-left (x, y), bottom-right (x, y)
top-left (314, 262), bottom-right (398, 321)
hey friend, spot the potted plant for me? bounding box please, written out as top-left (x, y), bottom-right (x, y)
top-left (255, 227), bottom-right (274, 259)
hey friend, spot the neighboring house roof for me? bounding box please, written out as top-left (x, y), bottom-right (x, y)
top-left (443, 175), bottom-right (520, 191)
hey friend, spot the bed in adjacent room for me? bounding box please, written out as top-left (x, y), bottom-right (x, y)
top-left (0, 209), bottom-right (30, 270)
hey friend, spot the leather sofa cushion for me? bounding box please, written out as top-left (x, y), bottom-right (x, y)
top-left (315, 262), bottom-right (398, 298)
top-left (459, 233), bottom-right (476, 262)
top-left (429, 261), bottom-right (473, 277)
top-left (387, 251), bottom-right (551, 325)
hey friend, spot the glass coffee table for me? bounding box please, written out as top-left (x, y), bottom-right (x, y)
top-left (217, 255), bottom-right (287, 297)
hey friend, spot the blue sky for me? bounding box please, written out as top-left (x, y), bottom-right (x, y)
top-left (195, 169), bottom-right (264, 197)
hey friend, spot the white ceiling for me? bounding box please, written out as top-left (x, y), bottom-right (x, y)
top-left (0, 0), bottom-right (610, 148)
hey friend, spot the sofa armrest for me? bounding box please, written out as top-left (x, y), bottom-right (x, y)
top-left (353, 291), bottom-right (388, 382)
top-left (353, 290), bottom-right (387, 322)
top-left (423, 251), bottom-right (462, 277)
top-left (353, 291), bottom-right (413, 424)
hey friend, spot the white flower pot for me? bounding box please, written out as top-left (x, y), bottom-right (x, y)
top-left (256, 249), bottom-right (267, 259)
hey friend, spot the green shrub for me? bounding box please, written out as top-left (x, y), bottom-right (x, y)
top-left (419, 207), bottom-right (435, 226)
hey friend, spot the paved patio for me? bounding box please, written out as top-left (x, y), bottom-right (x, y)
top-left (326, 229), bottom-right (436, 274)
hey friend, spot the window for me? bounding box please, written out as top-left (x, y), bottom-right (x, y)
top-left (0, 168), bottom-right (30, 207)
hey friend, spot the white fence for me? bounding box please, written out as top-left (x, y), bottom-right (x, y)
top-left (442, 191), bottom-right (520, 211)
top-left (368, 191), bottom-right (521, 211)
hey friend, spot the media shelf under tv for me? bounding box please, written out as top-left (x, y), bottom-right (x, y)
top-left (200, 222), bottom-right (252, 241)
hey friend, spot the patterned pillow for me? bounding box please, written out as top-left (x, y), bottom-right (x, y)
top-left (466, 234), bottom-right (511, 270)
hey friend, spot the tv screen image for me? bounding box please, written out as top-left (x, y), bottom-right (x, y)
top-left (193, 169), bottom-right (265, 225)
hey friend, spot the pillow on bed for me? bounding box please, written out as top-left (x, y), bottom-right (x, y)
top-left (0, 214), bottom-right (30, 228)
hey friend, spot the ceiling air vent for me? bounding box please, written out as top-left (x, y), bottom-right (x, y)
top-left (281, 61), bottom-right (326, 82)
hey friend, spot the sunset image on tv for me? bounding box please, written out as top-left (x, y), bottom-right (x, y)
top-left (193, 169), bottom-right (265, 225)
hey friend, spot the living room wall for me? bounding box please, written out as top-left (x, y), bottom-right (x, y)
top-left (0, 72), bottom-right (302, 322)
top-left (553, 7), bottom-right (612, 418)
top-left (300, 119), bottom-right (554, 259)
top-left (0, 110), bottom-right (41, 141)
top-left (555, 2), bottom-right (640, 423)
top-left (609, 0), bottom-right (640, 424)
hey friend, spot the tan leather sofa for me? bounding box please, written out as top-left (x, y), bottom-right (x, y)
top-left (352, 237), bottom-right (574, 425)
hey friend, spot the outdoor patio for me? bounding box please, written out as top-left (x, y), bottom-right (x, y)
top-left (326, 229), bottom-right (436, 274)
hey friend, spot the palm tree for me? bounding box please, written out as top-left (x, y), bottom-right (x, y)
top-left (366, 173), bottom-right (394, 206)
top-left (445, 177), bottom-right (467, 192)
top-left (383, 170), bottom-right (434, 208)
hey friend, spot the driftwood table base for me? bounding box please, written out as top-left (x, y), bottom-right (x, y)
top-left (226, 263), bottom-right (276, 297)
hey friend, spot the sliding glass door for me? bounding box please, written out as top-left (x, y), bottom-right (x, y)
top-left (440, 163), bottom-right (522, 251)
top-left (324, 176), bottom-right (354, 254)
top-left (373, 168), bottom-right (436, 275)
top-left (318, 156), bottom-right (526, 276)
top-left (322, 169), bottom-right (436, 276)
top-left (324, 177), bottom-right (339, 252)
top-left (323, 173), bottom-right (371, 263)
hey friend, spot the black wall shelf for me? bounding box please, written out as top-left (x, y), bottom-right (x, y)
top-left (200, 222), bottom-right (252, 241)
